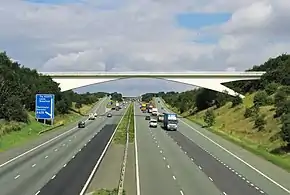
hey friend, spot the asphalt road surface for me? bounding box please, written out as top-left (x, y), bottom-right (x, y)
top-left (0, 98), bottom-right (126, 195)
top-left (135, 103), bottom-right (221, 195)
top-left (155, 97), bottom-right (290, 195)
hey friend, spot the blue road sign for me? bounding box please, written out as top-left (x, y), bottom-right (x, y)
top-left (35, 94), bottom-right (55, 119)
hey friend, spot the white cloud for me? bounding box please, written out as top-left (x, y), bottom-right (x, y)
top-left (1, 0), bottom-right (290, 95)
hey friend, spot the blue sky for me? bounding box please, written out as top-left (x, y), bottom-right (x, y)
top-left (176, 13), bottom-right (231, 29)
top-left (176, 13), bottom-right (231, 44)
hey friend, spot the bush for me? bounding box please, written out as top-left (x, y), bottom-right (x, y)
top-left (254, 115), bottom-right (266, 131)
top-left (244, 108), bottom-right (253, 118)
top-left (231, 95), bottom-right (243, 107)
top-left (253, 91), bottom-right (268, 107)
top-left (265, 82), bottom-right (279, 95)
top-left (204, 109), bottom-right (215, 127)
top-left (274, 100), bottom-right (290, 118)
top-left (75, 102), bottom-right (82, 109)
top-left (274, 90), bottom-right (287, 106)
top-left (244, 106), bottom-right (259, 118)
top-left (281, 114), bottom-right (290, 147)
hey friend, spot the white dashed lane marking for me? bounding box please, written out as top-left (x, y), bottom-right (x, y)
top-left (149, 129), bottom-right (185, 195)
top-left (164, 131), bottom-right (266, 194)
top-left (14, 175), bottom-right (20, 179)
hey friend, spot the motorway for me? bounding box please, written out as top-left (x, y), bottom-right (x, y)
top-left (134, 97), bottom-right (290, 195)
top-left (0, 97), bottom-right (127, 195)
top-left (135, 103), bottom-right (221, 195)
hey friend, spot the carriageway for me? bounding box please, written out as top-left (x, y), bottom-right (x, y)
top-left (40, 71), bottom-right (265, 98)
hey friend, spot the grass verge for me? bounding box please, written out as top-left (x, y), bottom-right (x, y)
top-left (160, 97), bottom-right (290, 172)
top-left (113, 103), bottom-right (133, 145)
top-left (0, 101), bottom-right (99, 152)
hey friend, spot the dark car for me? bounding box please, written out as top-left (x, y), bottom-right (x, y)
top-left (78, 121), bottom-right (85, 128)
top-left (145, 115), bottom-right (150, 120)
top-left (107, 113), bottom-right (112, 117)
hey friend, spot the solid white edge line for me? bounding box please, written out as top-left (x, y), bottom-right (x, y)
top-left (134, 103), bottom-right (141, 195)
top-left (79, 104), bottom-right (130, 195)
top-left (160, 98), bottom-right (290, 194)
top-left (0, 98), bottom-right (107, 169)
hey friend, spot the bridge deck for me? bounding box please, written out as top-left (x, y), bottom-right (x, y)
top-left (40, 71), bottom-right (265, 78)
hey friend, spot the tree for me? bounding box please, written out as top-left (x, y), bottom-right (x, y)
top-left (253, 91), bottom-right (268, 107)
top-left (204, 109), bottom-right (215, 127)
top-left (265, 82), bottom-right (279, 95)
top-left (281, 114), bottom-right (290, 147)
top-left (274, 100), bottom-right (290, 118)
top-left (110, 92), bottom-right (123, 102)
top-left (244, 108), bottom-right (253, 118)
top-left (231, 95), bottom-right (243, 107)
top-left (254, 115), bottom-right (266, 131)
top-left (274, 90), bottom-right (287, 106)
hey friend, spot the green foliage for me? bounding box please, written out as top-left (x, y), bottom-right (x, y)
top-left (231, 95), bottom-right (243, 107)
top-left (110, 92), bottom-right (123, 102)
top-left (281, 114), bottom-right (290, 146)
top-left (275, 100), bottom-right (290, 118)
top-left (204, 109), bottom-right (215, 127)
top-left (75, 102), bottom-right (82, 109)
top-left (254, 115), bottom-right (266, 131)
top-left (253, 91), bottom-right (268, 107)
top-left (141, 93), bottom-right (155, 102)
top-left (0, 51), bottom-right (106, 124)
top-left (265, 82), bottom-right (279, 95)
top-left (244, 108), bottom-right (253, 118)
top-left (274, 89), bottom-right (287, 106)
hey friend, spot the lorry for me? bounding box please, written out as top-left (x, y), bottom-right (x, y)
top-left (152, 107), bottom-right (158, 116)
top-left (147, 104), bottom-right (153, 113)
top-left (163, 113), bottom-right (178, 131)
top-left (141, 103), bottom-right (147, 112)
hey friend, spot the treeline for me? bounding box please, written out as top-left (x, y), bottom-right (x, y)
top-left (141, 54), bottom-right (290, 147)
top-left (110, 92), bottom-right (123, 102)
top-left (0, 52), bottom-right (106, 123)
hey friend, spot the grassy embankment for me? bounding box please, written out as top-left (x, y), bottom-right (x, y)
top-left (92, 189), bottom-right (120, 195)
top-left (113, 103), bottom-right (134, 144)
top-left (0, 101), bottom-right (100, 152)
top-left (162, 94), bottom-right (290, 172)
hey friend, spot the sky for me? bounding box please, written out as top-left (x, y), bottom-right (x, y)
top-left (1, 0), bottom-right (290, 96)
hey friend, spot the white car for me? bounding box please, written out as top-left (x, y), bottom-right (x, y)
top-left (94, 113), bottom-right (98, 118)
top-left (89, 113), bottom-right (95, 120)
top-left (149, 119), bottom-right (158, 128)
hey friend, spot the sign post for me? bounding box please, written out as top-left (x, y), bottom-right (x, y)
top-left (35, 94), bottom-right (55, 125)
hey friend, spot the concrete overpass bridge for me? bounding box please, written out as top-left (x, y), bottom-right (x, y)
top-left (40, 71), bottom-right (266, 98)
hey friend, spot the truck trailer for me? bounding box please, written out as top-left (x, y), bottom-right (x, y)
top-left (163, 113), bottom-right (178, 131)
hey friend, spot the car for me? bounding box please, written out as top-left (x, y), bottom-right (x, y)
top-left (89, 113), bottom-right (95, 120)
top-left (149, 119), bottom-right (158, 128)
top-left (145, 115), bottom-right (150, 120)
top-left (161, 107), bottom-right (164, 110)
top-left (94, 113), bottom-right (98, 118)
top-left (78, 121), bottom-right (85, 128)
top-left (107, 113), bottom-right (112, 117)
